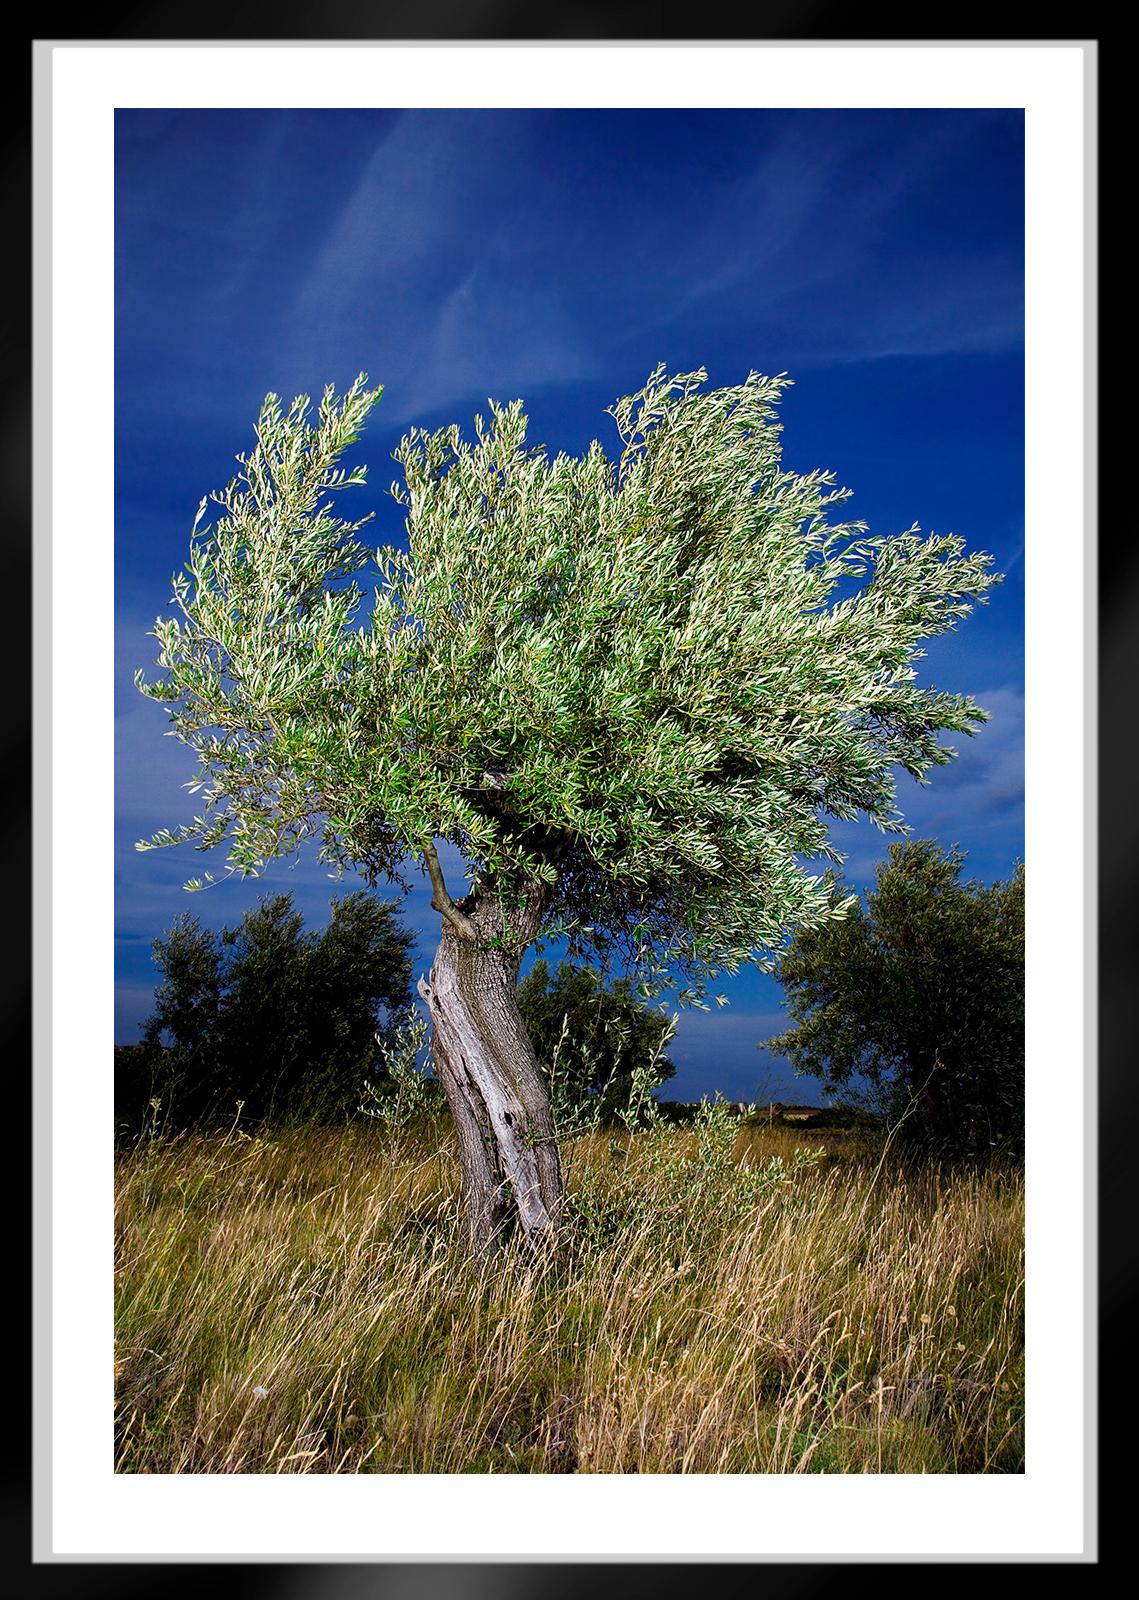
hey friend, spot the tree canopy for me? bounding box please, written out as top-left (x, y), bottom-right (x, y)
top-left (137, 367), bottom-right (999, 996)
top-left (765, 841), bottom-right (1025, 1158)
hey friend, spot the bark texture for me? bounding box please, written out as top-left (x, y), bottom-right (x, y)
top-left (417, 892), bottom-right (566, 1255)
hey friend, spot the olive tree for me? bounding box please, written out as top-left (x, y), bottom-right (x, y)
top-left (137, 367), bottom-right (998, 1252)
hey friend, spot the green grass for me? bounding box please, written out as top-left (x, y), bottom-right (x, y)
top-left (115, 1117), bottom-right (1023, 1473)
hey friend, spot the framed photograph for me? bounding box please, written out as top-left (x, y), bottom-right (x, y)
top-left (33, 37), bottom-right (1094, 1566)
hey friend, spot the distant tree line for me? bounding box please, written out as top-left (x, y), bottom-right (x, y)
top-left (119, 840), bottom-right (1022, 1162)
top-left (116, 895), bottom-right (676, 1140)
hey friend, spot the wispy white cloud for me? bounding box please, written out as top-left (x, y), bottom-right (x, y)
top-left (284, 112), bottom-right (598, 418)
top-left (397, 257), bottom-right (603, 421)
top-left (289, 112), bottom-right (1009, 423)
top-left (620, 116), bottom-right (1022, 368)
top-left (798, 681), bottom-right (1024, 891)
top-left (911, 682), bottom-right (1025, 830)
top-left (289, 114), bottom-right (443, 342)
top-left (117, 109), bottom-right (1022, 449)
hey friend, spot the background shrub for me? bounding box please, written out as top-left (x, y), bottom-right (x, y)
top-left (117, 891), bottom-right (414, 1137)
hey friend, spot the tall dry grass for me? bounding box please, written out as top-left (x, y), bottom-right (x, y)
top-left (115, 1116), bottom-right (1023, 1473)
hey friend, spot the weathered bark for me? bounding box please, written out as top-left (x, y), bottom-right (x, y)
top-left (417, 892), bottom-right (567, 1256)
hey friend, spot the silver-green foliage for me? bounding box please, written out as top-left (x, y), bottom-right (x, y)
top-left (138, 365), bottom-right (998, 993)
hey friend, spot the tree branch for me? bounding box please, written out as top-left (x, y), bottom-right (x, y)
top-left (422, 842), bottom-right (477, 940)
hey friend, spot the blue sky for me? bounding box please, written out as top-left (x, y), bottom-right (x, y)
top-left (115, 108), bottom-right (1024, 1101)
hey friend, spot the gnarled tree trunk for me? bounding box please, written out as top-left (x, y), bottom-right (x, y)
top-left (417, 891), bottom-right (566, 1255)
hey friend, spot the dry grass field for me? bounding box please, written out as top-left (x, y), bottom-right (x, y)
top-left (115, 1114), bottom-right (1023, 1474)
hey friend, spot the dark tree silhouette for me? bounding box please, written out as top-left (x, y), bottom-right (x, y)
top-left (120, 891), bottom-right (413, 1133)
top-left (766, 842), bottom-right (1024, 1159)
